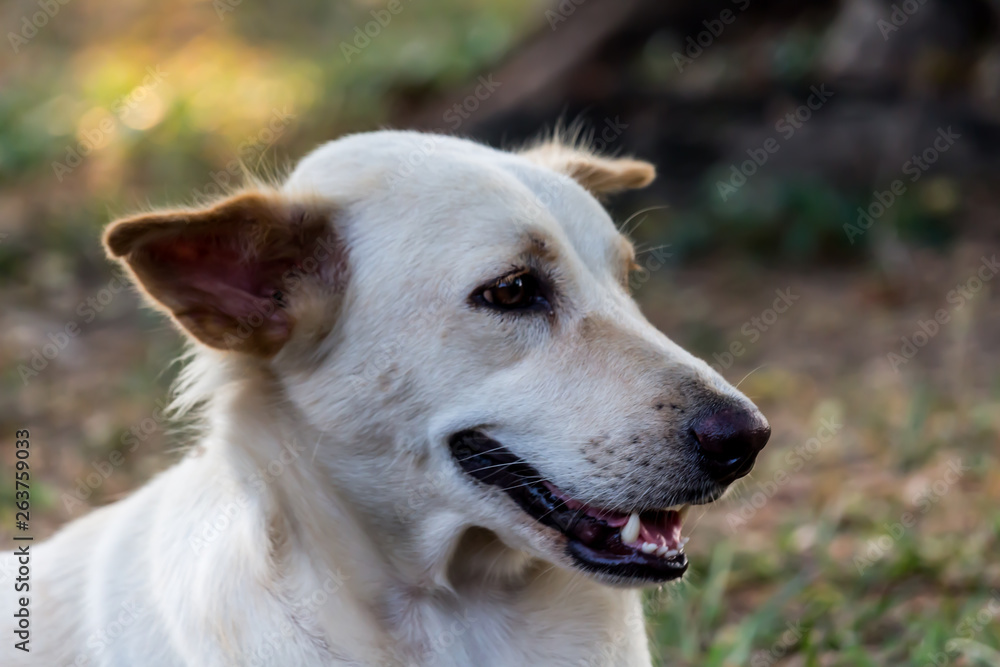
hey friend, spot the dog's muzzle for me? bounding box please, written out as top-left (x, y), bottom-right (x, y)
top-left (449, 430), bottom-right (702, 583)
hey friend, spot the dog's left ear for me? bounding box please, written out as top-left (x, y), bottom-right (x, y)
top-left (520, 142), bottom-right (655, 196)
top-left (104, 191), bottom-right (344, 357)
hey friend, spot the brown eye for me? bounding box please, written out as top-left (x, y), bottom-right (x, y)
top-left (476, 271), bottom-right (549, 313)
top-left (485, 275), bottom-right (527, 306)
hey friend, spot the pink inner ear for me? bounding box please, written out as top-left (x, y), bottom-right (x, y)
top-left (143, 230), bottom-right (295, 340)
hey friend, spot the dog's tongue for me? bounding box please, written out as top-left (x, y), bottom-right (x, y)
top-left (543, 482), bottom-right (630, 526)
top-left (638, 510), bottom-right (683, 547)
top-left (542, 481), bottom-right (688, 557)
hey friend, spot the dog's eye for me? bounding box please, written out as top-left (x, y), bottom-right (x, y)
top-left (476, 271), bottom-right (549, 313)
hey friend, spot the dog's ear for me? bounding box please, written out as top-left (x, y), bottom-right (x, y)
top-left (103, 191), bottom-right (344, 357)
top-left (520, 142), bottom-right (655, 196)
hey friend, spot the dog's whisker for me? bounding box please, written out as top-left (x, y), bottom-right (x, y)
top-left (503, 457), bottom-right (630, 525)
top-left (618, 205), bottom-right (669, 238)
top-left (454, 444), bottom-right (518, 462)
top-left (635, 243), bottom-right (672, 257)
top-left (456, 438), bottom-right (615, 466)
top-left (735, 364), bottom-right (768, 389)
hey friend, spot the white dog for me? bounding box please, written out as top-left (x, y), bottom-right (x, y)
top-left (3, 131), bottom-right (769, 666)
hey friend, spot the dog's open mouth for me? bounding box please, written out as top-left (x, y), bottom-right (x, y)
top-left (449, 430), bottom-right (691, 582)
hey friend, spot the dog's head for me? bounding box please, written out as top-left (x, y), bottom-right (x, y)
top-left (104, 131), bottom-right (768, 586)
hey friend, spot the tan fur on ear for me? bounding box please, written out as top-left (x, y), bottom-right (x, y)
top-left (520, 141), bottom-right (656, 196)
top-left (105, 191), bottom-right (298, 259)
top-left (104, 191), bottom-right (343, 357)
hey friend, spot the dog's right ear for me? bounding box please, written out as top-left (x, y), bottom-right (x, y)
top-left (520, 141), bottom-right (655, 197)
top-left (103, 191), bottom-right (345, 357)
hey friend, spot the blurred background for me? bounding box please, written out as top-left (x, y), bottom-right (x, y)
top-left (1, 0), bottom-right (999, 664)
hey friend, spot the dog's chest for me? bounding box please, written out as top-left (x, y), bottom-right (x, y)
top-left (381, 582), bottom-right (652, 667)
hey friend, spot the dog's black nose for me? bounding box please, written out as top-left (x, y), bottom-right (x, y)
top-left (692, 407), bottom-right (770, 483)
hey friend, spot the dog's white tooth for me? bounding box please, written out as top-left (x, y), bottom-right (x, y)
top-left (663, 548), bottom-right (679, 558)
top-left (621, 512), bottom-right (641, 544)
top-left (641, 542), bottom-right (657, 554)
top-left (679, 537), bottom-right (690, 548)
top-left (655, 545), bottom-right (669, 557)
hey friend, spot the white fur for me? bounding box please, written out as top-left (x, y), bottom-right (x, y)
top-left (2, 131), bottom-right (758, 666)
